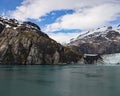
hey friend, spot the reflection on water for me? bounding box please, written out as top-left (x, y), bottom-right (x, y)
top-left (0, 65), bottom-right (120, 96)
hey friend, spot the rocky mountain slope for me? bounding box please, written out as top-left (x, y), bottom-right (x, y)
top-left (68, 25), bottom-right (120, 54)
top-left (0, 16), bottom-right (81, 64)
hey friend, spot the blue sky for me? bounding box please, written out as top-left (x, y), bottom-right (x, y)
top-left (0, 0), bottom-right (22, 13)
top-left (0, 0), bottom-right (120, 43)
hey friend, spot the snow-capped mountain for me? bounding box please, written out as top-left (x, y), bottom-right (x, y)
top-left (68, 25), bottom-right (120, 54)
top-left (0, 16), bottom-right (41, 31)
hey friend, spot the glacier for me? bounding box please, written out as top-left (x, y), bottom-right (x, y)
top-left (101, 53), bottom-right (120, 65)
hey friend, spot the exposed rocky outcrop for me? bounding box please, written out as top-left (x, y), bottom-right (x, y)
top-left (0, 16), bottom-right (81, 64)
top-left (69, 26), bottom-right (120, 54)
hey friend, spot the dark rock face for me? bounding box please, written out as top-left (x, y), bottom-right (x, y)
top-left (69, 26), bottom-right (120, 54)
top-left (23, 22), bottom-right (41, 30)
top-left (0, 16), bottom-right (81, 64)
top-left (0, 23), bottom-right (5, 33)
top-left (83, 54), bottom-right (102, 64)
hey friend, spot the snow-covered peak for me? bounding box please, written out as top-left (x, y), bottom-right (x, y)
top-left (69, 24), bottom-right (120, 55)
top-left (0, 16), bottom-right (41, 31)
top-left (19, 21), bottom-right (41, 31)
top-left (76, 25), bottom-right (120, 40)
top-left (114, 25), bottom-right (120, 32)
top-left (0, 16), bottom-right (19, 27)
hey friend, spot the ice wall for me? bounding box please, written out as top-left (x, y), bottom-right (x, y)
top-left (102, 53), bottom-right (120, 65)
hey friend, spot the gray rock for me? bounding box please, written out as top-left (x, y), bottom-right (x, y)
top-left (69, 26), bottom-right (120, 54)
top-left (0, 16), bottom-right (81, 64)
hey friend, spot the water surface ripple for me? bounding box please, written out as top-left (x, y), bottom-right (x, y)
top-left (0, 65), bottom-right (120, 96)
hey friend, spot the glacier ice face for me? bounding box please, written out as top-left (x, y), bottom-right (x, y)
top-left (102, 53), bottom-right (120, 64)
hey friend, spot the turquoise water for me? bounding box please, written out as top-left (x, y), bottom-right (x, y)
top-left (0, 65), bottom-right (120, 96)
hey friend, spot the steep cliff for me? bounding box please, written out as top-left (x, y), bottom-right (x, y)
top-left (0, 16), bottom-right (81, 64)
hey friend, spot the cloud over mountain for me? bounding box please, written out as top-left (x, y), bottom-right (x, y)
top-left (9, 0), bottom-right (120, 43)
top-left (10, 0), bottom-right (120, 21)
top-left (45, 4), bottom-right (120, 31)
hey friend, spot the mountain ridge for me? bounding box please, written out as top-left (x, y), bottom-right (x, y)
top-left (68, 25), bottom-right (120, 54)
top-left (0, 16), bottom-right (81, 64)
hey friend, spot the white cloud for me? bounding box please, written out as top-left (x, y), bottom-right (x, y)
top-left (9, 0), bottom-right (120, 43)
top-left (45, 3), bottom-right (120, 31)
top-left (10, 0), bottom-right (120, 21)
top-left (48, 32), bottom-right (80, 44)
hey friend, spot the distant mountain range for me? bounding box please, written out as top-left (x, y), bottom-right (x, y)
top-left (0, 16), bottom-right (81, 64)
top-left (68, 25), bottom-right (120, 54)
